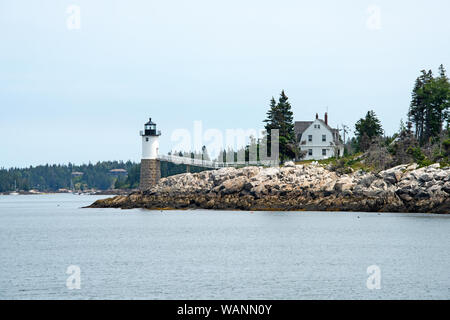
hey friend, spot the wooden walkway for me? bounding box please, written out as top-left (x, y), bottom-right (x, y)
top-left (157, 154), bottom-right (277, 169)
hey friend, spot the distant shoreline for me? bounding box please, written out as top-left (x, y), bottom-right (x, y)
top-left (0, 189), bottom-right (133, 196)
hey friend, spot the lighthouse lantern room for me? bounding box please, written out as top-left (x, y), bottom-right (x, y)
top-left (140, 118), bottom-right (161, 159)
top-left (139, 117), bottom-right (161, 190)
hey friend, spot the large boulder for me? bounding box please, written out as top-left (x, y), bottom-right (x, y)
top-left (219, 176), bottom-right (247, 195)
top-left (443, 182), bottom-right (450, 194)
top-left (357, 173), bottom-right (377, 187)
top-left (334, 176), bottom-right (355, 192)
top-left (284, 161), bottom-right (295, 167)
top-left (418, 172), bottom-right (433, 183)
top-left (379, 165), bottom-right (406, 184)
top-left (211, 167), bottom-right (238, 186)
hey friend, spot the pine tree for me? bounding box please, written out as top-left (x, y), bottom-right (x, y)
top-left (354, 110), bottom-right (383, 152)
top-left (263, 91), bottom-right (297, 162)
top-left (408, 70), bottom-right (431, 143)
top-left (263, 97), bottom-right (278, 159)
top-left (277, 90), bottom-right (296, 144)
top-left (408, 66), bottom-right (450, 145)
top-left (263, 97), bottom-right (278, 133)
top-left (434, 64), bottom-right (450, 136)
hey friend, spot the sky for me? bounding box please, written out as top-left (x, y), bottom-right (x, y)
top-left (1, 0), bottom-right (450, 168)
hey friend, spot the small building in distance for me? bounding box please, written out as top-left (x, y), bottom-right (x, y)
top-left (108, 169), bottom-right (128, 177)
top-left (294, 112), bottom-right (344, 160)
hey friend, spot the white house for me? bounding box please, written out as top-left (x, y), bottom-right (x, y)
top-left (294, 113), bottom-right (344, 160)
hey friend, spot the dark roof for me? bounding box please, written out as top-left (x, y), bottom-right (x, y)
top-left (294, 119), bottom-right (343, 145)
top-left (145, 118), bottom-right (155, 126)
top-left (316, 119), bottom-right (334, 132)
top-left (294, 121), bottom-right (313, 136)
top-left (109, 169), bottom-right (127, 173)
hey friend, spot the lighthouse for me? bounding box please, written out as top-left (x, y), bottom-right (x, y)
top-left (139, 118), bottom-right (161, 190)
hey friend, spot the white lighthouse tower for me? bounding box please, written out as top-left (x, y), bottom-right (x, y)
top-left (141, 118), bottom-right (160, 159)
top-left (139, 118), bottom-right (161, 190)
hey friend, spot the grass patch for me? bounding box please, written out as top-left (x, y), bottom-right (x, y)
top-left (295, 153), bottom-right (376, 173)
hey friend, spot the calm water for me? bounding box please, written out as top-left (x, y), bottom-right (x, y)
top-left (0, 194), bottom-right (449, 300)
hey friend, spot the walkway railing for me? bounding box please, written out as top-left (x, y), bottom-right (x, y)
top-left (157, 154), bottom-right (278, 168)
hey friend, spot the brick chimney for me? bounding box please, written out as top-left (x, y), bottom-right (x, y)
top-left (324, 112), bottom-right (328, 125)
top-left (316, 113), bottom-right (318, 119)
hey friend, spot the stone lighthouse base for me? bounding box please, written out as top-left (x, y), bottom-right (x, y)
top-left (140, 159), bottom-right (161, 190)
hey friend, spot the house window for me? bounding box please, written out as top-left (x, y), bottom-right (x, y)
top-left (322, 134), bottom-right (326, 142)
top-left (308, 135), bottom-right (312, 142)
top-left (322, 149), bottom-right (327, 156)
top-left (308, 149), bottom-right (313, 156)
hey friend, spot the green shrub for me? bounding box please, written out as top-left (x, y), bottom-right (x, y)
top-left (443, 138), bottom-right (450, 155)
top-left (407, 147), bottom-right (433, 167)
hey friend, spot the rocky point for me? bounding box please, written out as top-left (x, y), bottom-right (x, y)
top-left (89, 162), bottom-right (450, 213)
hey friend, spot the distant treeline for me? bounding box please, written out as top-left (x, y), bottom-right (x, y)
top-left (0, 161), bottom-right (208, 192)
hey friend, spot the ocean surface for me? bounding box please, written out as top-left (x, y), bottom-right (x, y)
top-left (0, 194), bottom-right (449, 300)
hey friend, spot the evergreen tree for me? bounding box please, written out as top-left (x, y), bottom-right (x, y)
top-left (409, 70), bottom-right (430, 143)
top-left (354, 110), bottom-right (383, 152)
top-left (433, 64), bottom-right (450, 136)
top-left (263, 91), bottom-right (297, 162)
top-left (263, 97), bottom-right (278, 129)
top-left (277, 91), bottom-right (296, 145)
top-left (263, 97), bottom-right (279, 159)
top-left (409, 66), bottom-right (450, 145)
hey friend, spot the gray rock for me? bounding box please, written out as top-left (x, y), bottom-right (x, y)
top-left (379, 165), bottom-right (406, 184)
top-left (220, 176), bottom-right (247, 195)
top-left (443, 182), bottom-right (450, 194)
top-left (434, 171), bottom-right (448, 181)
top-left (89, 163), bottom-right (450, 214)
top-left (419, 173), bottom-right (432, 182)
top-left (334, 177), bottom-right (355, 192)
top-left (284, 161), bottom-right (295, 167)
top-left (358, 174), bottom-right (377, 187)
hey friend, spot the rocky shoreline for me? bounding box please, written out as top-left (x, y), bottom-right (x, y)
top-left (88, 162), bottom-right (450, 214)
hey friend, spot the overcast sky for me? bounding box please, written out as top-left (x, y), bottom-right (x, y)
top-left (1, 0), bottom-right (450, 168)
